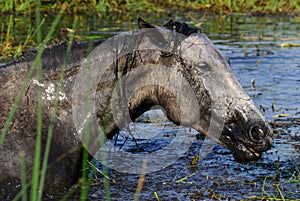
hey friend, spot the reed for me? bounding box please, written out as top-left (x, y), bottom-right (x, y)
top-left (37, 11), bottom-right (77, 201)
top-left (0, 0), bottom-right (299, 14)
top-left (0, 2), bottom-right (77, 201)
top-left (0, 0), bottom-right (299, 200)
top-left (1, 0), bottom-right (299, 61)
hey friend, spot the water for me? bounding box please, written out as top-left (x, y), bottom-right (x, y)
top-left (86, 15), bottom-right (300, 200)
top-left (1, 13), bottom-right (300, 200)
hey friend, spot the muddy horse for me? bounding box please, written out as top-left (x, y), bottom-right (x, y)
top-left (0, 18), bottom-right (272, 196)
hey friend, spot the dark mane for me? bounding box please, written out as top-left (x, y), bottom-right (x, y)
top-left (163, 19), bottom-right (198, 36)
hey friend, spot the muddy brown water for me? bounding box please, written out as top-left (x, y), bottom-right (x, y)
top-left (1, 14), bottom-right (300, 200)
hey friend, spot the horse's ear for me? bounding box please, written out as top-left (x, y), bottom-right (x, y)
top-left (138, 18), bottom-right (168, 48)
top-left (138, 18), bottom-right (155, 29)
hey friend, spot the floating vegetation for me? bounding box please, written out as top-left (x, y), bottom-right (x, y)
top-left (154, 191), bottom-right (160, 201)
top-left (272, 113), bottom-right (293, 119)
top-left (277, 43), bottom-right (300, 47)
top-left (175, 173), bottom-right (196, 184)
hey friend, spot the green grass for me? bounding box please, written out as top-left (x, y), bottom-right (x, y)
top-left (19, 151), bottom-right (28, 201)
top-left (37, 9), bottom-right (77, 201)
top-left (0, 0), bottom-right (299, 200)
top-left (1, 0), bottom-right (299, 62)
top-left (245, 162), bottom-right (300, 201)
top-left (0, 2), bottom-right (84, 201)
top-left (0, 0), bottom-right (299, 14)
top-left (0, 15), bottom-right (45, 61)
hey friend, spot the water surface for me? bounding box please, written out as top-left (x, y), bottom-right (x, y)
top-left (88, 14), bottom-right (300, 200)
top-left (1, 13), bottom-right (300, 200)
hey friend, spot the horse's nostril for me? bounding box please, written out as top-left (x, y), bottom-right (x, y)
top-left (249, 125), bottom-right (265, 142)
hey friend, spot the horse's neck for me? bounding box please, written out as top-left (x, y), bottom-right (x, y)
top-left (104, 51), bottom-right (185, 135)
top-left (111, 49), bottom-right (212, 135)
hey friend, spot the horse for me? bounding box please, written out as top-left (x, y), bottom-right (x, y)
top-left (0, 18), bottom-right (272, 197)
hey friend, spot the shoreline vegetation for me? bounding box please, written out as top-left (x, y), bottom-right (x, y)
top-left (0, 1), bottom-right (299, 201)
top-left (1, 0), bottom-right (300, 15)
top-left (0, 0), bottom-right (300, 61)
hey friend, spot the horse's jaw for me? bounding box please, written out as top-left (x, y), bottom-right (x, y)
top-left (218, 99), bottom-right (273, 162)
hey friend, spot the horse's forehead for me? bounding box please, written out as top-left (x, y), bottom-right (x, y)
top-left (180, 33), bottom-right (233, 74)
top-left (184, 33), bottom-right (210, 44)
top-left (179, 33), bottom-right (218, 71)
top-left (180, 33), bottom-right (251, 100)
top-left (180, 33), bottom-right (213, 58)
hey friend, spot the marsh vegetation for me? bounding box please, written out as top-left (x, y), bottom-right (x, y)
top-left (0, 0), bottom-right (300, 200)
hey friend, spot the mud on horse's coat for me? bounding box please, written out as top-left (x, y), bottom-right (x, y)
top-left (0, 18), bottom-right (272, 196)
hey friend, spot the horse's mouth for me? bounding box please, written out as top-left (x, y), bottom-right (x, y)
top-left (231, 140), bottom-right (262, 162)
top-left (219, 125), bottom-right (272, 162)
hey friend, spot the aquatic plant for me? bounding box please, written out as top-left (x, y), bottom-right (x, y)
top-left (1, 2), bottom-right (87, 201)
top-left (0, 15), bottom-right (43, 61)
top-left (1, 0), bottom-right (299, 61)
top-left (1, 1), bottom-right (299, 201)
top-left (1, 0), bottom-right (299, 14)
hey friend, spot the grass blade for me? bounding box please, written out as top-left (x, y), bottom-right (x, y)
top-left (37, 16), bottom-right (78, 201)
top-left (29, 2), bottom-right (66, 200)
top-left (19, 151), bottom-right (28, 201)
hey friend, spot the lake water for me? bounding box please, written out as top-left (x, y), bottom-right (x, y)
top-left (1, 13), bottom-right (300, 200)
top-left (87, 14), bottom-right (300, 201)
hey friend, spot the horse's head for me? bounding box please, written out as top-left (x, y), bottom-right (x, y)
top-left (134, 18), bottom-right (273, 162)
